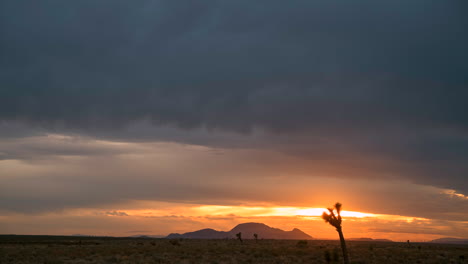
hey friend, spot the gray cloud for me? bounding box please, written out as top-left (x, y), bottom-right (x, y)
top-left (104, 211), bottom-right (128, 217)
top-left (0, 140), bottom-right (467, 221)
top-left (0, 134), bottom-right (143, 160)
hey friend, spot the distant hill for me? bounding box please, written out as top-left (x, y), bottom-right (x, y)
top-left (71, 234), bottom-right (92, 237)
top-left (128, 235), bottom-right (165, 238)
top-left (166, 223), bottom-right (312, 240)
top-left (349, 237), bottom-right (393, 242)
top-left (167, 228), bottom-right (229, 239)
top-left (372, 239), bottom-right (393, 242)
top-left (429, 238), bottom-right (468, 244)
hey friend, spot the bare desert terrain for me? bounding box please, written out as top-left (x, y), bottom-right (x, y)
top-left (1, 235), bottom-right (467, 264)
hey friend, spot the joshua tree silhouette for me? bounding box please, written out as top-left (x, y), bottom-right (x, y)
top-left (236, 232), bottom-right (243, 243)
top-left (322, 202), bottom-right (349, 264)
top-left (253, 233), bottom-right (258, 242)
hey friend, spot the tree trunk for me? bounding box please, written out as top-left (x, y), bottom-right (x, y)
top-left (336, 227), bottom-right (349, 264)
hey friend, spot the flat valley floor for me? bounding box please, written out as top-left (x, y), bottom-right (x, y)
top-left (1, 235), bottom-right (467, 264)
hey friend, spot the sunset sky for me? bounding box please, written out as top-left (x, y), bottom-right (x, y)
top-left (1, 1), bottom-right (467, 242)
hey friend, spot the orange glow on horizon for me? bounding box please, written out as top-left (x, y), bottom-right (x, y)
top-left (295, 208), bottom-right (376, 218)
top-left (107, 204), bottom-right (425, 222)
top-left (6, 202), bottom-right (455, 242)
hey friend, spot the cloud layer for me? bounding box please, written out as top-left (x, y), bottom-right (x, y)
top-left (1, 1), bottom-right (467, 130)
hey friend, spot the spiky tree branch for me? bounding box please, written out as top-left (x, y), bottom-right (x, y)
top-left (236, 232), bottom-right (243, 244)
top-left (322, 202), bottom-right (349, 264)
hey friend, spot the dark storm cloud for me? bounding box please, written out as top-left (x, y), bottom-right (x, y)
top-left (1, 0), bottom-right (467, 129)
top-left (1, 0), bottom-right (468, 192)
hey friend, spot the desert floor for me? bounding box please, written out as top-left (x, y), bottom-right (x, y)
top-left (1, 235), bottom-right (467, 264)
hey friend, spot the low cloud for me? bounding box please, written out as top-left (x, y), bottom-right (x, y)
top-left (104, 211), bottom-right (129, 217)
top-left (0, 138), bottom-right (467, 222)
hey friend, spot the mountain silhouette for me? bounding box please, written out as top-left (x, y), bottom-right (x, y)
top-left (429, 237), bottom-right (468, 244)
top-left (348, 237), bottom-right (393, 242)
top-left (166, 222), bottom-right (312, 240)
top-left (167, 228), bottom-right (229, 239)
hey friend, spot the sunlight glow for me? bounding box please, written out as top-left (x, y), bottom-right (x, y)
top-left (296, 208), bottom-right (376, 218)
top-left (118, 205), bottom-right (379, 219)
top-left (66, 200), bottom-right (434, 228)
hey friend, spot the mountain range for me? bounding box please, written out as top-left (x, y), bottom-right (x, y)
top-left (348, 237), bottom-right (393, 242)
top-left (429, 238), bottom-right (468, 244)
top-left (166, 222), bottom-right (312, 240)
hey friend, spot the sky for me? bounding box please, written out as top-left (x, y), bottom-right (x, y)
top-left (0, 0), bottom-right (467, 241)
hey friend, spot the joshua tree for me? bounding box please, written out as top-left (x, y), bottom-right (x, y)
top-left (253, 233), bottom-right (258, 242)
top-left (236, 232), bottom-right (243, 243)
top-left (322, 202), bottom-right (349, 264)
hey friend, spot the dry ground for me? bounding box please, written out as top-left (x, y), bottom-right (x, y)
top-left (0, 235), bottom-right (467, 264)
